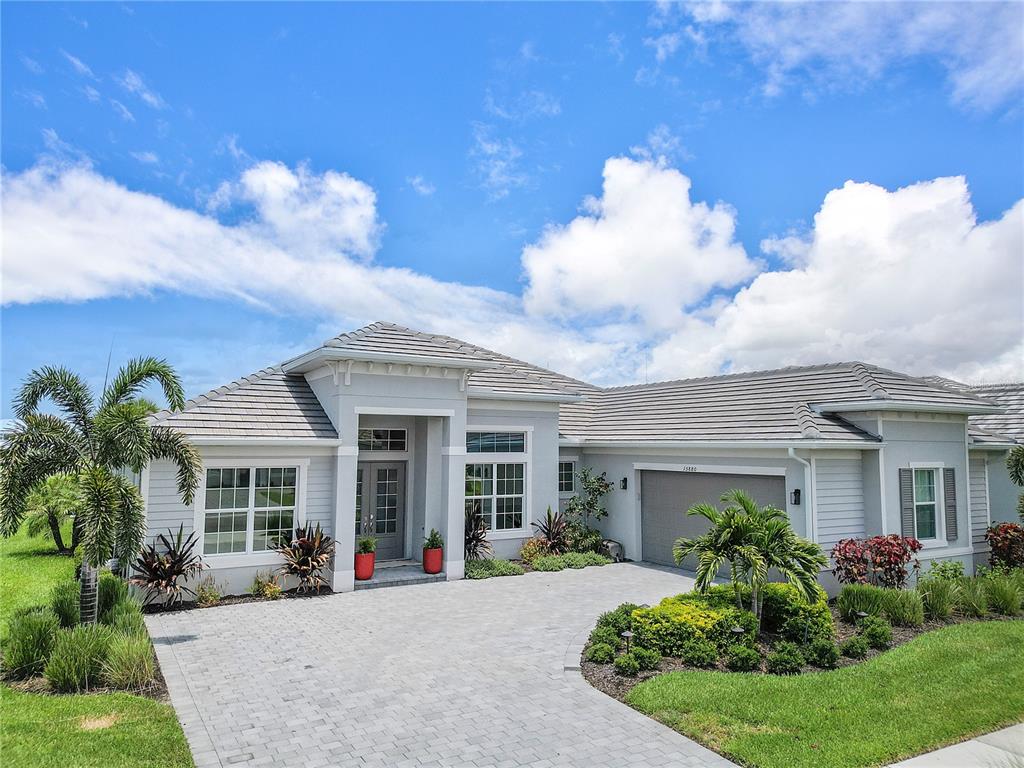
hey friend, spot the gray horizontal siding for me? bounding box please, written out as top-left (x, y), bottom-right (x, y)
top-left (815, 457), bottom-right (865, 551)
top-left (970, 456), bottom-right (990, 547)
top-left (145, 459), bottom-right (194, 540)
top-left (306, 455), bottom-right (335, 535)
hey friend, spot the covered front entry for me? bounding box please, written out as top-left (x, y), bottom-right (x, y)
top-left (356, 462), bottom-right (407, 561)
top-left (640, 470), bottom-right (787, 568)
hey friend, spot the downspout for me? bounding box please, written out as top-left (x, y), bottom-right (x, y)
top-left (788, 447), bottom-right (814, 541)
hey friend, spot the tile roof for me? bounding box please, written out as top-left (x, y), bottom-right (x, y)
top-left (923, 377), bottom-right (1023, 442)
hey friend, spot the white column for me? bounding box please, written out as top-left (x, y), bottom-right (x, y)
top-left (331, 405), bottom-right (359, 592)
top-left (441, 414), bottom-right (466, 581)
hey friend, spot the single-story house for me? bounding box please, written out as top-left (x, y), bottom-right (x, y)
top-left (145, 322), bottom-right (1022, 593)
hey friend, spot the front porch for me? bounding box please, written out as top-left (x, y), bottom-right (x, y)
top-left (353, 559), bottom-right (446, 590)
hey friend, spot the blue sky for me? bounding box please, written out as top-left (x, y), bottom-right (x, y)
top-left (3, 1), bottom-right (1023, 416)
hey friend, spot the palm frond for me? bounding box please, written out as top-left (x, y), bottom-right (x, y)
top-left (14, 366), bottom-right (94, 434)
top-left (148, 426), bottom-right (202, 505)
top-left (111, 473), bottom-right (146, 565)
top-left (76, 467), bottom-right (120, 567)
top-left (102, 357), bottom-right (186, 412)
top-left (95, 400), bottom-right (153, 473)
top-left (686, 502), bottom-right (723, 524)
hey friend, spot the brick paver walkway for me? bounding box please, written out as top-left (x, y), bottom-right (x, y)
top-left (147, 563), bottom-right (737, 767)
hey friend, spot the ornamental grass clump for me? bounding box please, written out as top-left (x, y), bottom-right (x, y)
top-left (4, 608), bottom-right (60, 678)
top-left (50, 580), bottom-right (80, 628)
top-left (956, 577), bottom-right (989, 617)
top-left (101, 634), bottom-right (155, 691)
top-left (917, 577), bottom-right (958, 620)
top-left (44, 624), bottom-right (114, 692)
top-left (983, 573), bottom-right (1021, 615)
top-left (106, 600), bottom-right (147, 638)
top-left (836, 584), bottom-right (886, 622)
top-left (882, 589), bottom-right (925, 627)
top-left (97, 572), bottom-right (129, 620)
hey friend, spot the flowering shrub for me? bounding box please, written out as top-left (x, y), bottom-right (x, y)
top-left (831, 535), bottom-right (922, 588)
top-left (985, 523), bottom-right (1024, 569)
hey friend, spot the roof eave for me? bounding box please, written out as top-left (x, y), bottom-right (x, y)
top-left (558, 438), bottom-right (883, 450)
top-left (281, 347), bottom-right (496, 374)
top-left (467, 387), bottom-right (583, 404)
top-left (812, 400), bottom-right (1003, 416)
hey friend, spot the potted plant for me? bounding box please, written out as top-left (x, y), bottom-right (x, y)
top-left (355, 536), bottom-right (377, 581)
top-left (423, 529), bottom-right (444, 574)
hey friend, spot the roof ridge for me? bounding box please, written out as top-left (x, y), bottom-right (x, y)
top-left (793, 402), bottom-right (822, 439)
top-left (862, 362), bottom-right (997, 406)
top-left (598, 361), bottom-right (857, 393)
top-left (850, 362), bottom-right (890, 400)
top-left (151, 365), bottom-right (283, 422)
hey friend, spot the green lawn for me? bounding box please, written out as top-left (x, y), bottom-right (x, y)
top-left (628, 620), bottom-right (1024, 768)
top-left (1, 526), bottom-right (194, 768)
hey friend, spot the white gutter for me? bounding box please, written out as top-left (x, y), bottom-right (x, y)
top-left (188, 437), bottom-right (343, 447)
top-left (281, 347), bottom-right (496, 374)
top-left (788, 447), bottom-right (815, 542)
top-left (467, 387), bottom-right (582, 404)
top-left (559, 438), bottom-right (883, 450)
top-left (811, 400), bottom-right (1001, 416)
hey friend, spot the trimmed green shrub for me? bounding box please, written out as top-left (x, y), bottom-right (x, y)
top-left (97, 572), bottom-right (129, 620)
top-left (101, 634), bottom-right (155, 690)
top-left (805, 637), bottom-right (840, 669)
top-left (927, 560), bottom-right (964, 582)
top-left (531, 555), bottom-right (566, 572)
top-left (561, 552), bottom-right (590, 569)
top-left (105, 599), bottom-right (147, 637)
top-left (836, 584), bottom-right (886, 622)
top-left (4, 608), bottom-right (60, 678)
top-left (680, 638), bottom-right (719, 668)
top-left (631, 595), bottom-right (757, 655)
top-left (613, 652), bottom-right (640, 676)
top-left (759, 582), bottom-right (831, 637)
top-left (596, 603), bottom-right (639, 637)
top-left (575, 551), bottom-right (612, 567)
top-left (632, 646), bottom-right (661, 671)
top-left (464, 558), bottom-right (525, 579)
top-left (44, 625), bottom-right (114, 692)
top-left (765, 641), bottom-right (804, 675)
top-left (589, 625), bottom-right (620, 649)
top-left (882, 589), bottom-right (925, 627)
top-left (918, 577), bottom-right (958, 620)
top-left (49, 580), bottom-right (80, 628)
top-left (984, 573), bottom-right (1022, 615)
top-left (584, 642), bottom-right (616, 664)
top-left (858, 615), bottom-right (892, 649)
top-left (840, 635), bottom-right (869, 659)
top-left (725, 644), bottom-right (761, 672)
top-left (956, 577), bottom-right (989, 617)
top-left (780, 614), bottom-right (833, 644)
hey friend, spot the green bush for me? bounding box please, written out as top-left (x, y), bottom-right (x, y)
top-left (780, 614), bottom-right (833, 644)
top-left (918, 577), bottom-right (958, 620)
top-left (680, 638), bottom-right (719, 668)
top-left (984, 573), bottom-right (1022, 615)
top-left (836, 584), bottom-right (886, 622)
top-left (44, 625), bottom-right (114, 692)
top-left (632, 646), bottom-right (661, 671)
top-left (595, 603), bottom-right (639, 637)
top-left (49, 580), bottom-right (80, 628)
top-left (195, 577), bottom-right (222, 607)
top-left (464, 558), bottom-right (525, 579)
top-left (840, 635), bottom-right (869, 659)
top-left (584, 642), bottom-right (616, 664)
top-left (101, 634), bottom-right (155, 691)
top-left (725, 644), bottom-right (761, 672)
top-left (105, 599), bottom-right (147, 637)
top-left (518, 537), bottom-right (548, 566)
top-left (956, 577), bottom-right (989, 617)
top-left (858, 615), bottom-right (893, 649)
top-left (574, 551), bottom-right (612, 567)
top-left (927, 560), bottom-right (965, 581)
top-left (882, 589), bottom-right (925, 627)
top-left (631, 595), bottom-right (757, 655)
top-left (531, 555), bottom-right (566, 572)
top-left (613, 652), bottom-right (640, 676)
top-left (765, 641), bottom-right (804, 675)
top-left (4, 609), bottom-right (60, 678)
top-left (561, 552), bottom-right (590, 569)
top-left (249, 571), bottom-right (283, 599)
top-left (588, 625), bottom-right (621, 649)
top-left (759, 582), bottom-right (830, 636)
top-left (97, 572), bottom-right (129, 620)
top-left (805, 637), bottom-right (840, 669)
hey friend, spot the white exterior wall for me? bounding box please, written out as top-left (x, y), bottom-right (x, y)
top-left (814, 455), bottom-right (866, 552)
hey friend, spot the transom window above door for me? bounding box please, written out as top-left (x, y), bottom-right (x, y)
top-left (466, 431), bottom-right (526, 453)
top-left (358, 428), bottom-right (407, 451)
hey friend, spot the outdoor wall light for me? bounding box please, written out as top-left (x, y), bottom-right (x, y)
top-left (620, 477), bottom-right (628, 490)
top-left (790, 488), bottom-right (801, 505)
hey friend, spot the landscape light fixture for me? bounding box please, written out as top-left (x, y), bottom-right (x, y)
top-left (621, 630), bottom-right (634, 653)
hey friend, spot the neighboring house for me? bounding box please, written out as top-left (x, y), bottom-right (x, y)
top-left (145, 322), bottom-right (1019, 593)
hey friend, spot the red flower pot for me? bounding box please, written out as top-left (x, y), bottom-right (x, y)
top-left (354, 552), bottom-right (376, 580)
top-left (423, 546), bottom-right (443, 575)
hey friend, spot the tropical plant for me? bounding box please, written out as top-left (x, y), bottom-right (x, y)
top-left (464, 508), bottom-right (492, 560)
top-left (356, 535), bottom-right (377, 554)
top-left (518, 537), bottom-right (548, 566)
top-left (130, 525), bottom-right (204, 606)
top-left (565, 467), bottom-right (613, 528)
top-left (424, 528), bottom-right (444, 550)
top-left (831, 535), bottom-right (922, 588)
top-left (0, 358), bottom-right (201, 624)
top-left (23, 474), bottom-right (81, 555)
top-left (1007, 445), bottom-right (1024, 522)
top-left (275, 523), bottom-right (335, 593)
top-left (985, 522), bottom-right (1024, 569)
top-left (531, 507), bottom-right (570, 554)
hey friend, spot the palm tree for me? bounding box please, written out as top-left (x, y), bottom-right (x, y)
top-left (0, 359), bottom-right (201, 623)
top-left (24, 473), bottom-right (81, 555)
top-left (673, 489), bottom-right (827, 629)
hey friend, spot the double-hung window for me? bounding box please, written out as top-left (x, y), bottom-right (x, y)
top-left (558, 461), bottom-right (576, 494)
top-left (912, 468), bottom-right (939, 540)
top-left (465, 431), bottom-right (527, 532)
top-left (203, 466), bottom-right (299, 555)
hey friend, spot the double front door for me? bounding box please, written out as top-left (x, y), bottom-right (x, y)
top-left (355, 462), bottom-right (406, 561)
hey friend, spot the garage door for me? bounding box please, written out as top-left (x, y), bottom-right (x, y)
top-left (640, 470), bottom-right (787, 568)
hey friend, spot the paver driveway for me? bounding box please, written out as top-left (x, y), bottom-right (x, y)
top-left (147, 563), bottom-right (737, 768)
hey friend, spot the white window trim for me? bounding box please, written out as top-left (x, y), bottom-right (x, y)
top-left (909, 463), bottom-right (945, 548)
top-left (194, 458), bottom-right (309, 567)
top-left (558, 460), bottom-right (577, 498)
top-left (465, 426), bottom-right (532, 539)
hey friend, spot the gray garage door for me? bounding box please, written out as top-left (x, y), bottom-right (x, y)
top-left (640, 470), bottom-right (787, 568)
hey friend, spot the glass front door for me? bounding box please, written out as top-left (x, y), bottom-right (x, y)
top-left (355, 462), bottom-right (406, 561)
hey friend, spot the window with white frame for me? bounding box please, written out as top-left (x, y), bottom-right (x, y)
top-left (558, 461), bottom-right (575, 494)
top-left (358, 428), bottom-right (407, 451)
top-left (203, 466), bottom-right (298, 555)
top-left (912, 468), bottom-right (939, 540)
top-left (466, 431), bottom-right (526, 453)
top-left (465, 462), bottom-right (525, 530)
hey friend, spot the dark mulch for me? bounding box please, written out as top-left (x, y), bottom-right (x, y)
top-left (4, 646), bottom-right (171, 703)
top-left (142, 587), bottom-right (331, 614)
top-left (582, 604), bottom-right (1016, 704)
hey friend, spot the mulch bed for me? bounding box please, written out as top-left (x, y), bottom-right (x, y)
top-left (142, 587), bottom-right (331, 614)
top-left (582, 604), bottom-right (1018, 704)
top-left (4, 649), bottom-right (172, 703)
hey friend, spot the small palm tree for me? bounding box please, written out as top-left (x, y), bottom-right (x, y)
top-left (0, 359), bottom-right (201, 623)
top-left (24, 474), bottom-right (82, 555)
